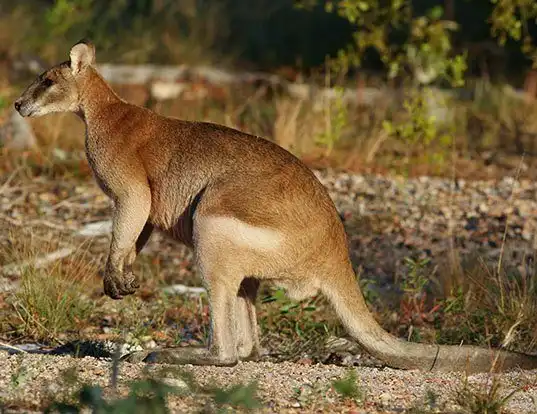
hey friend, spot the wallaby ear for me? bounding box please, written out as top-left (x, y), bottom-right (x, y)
top-left (69, 39), bottom-right (96, 75)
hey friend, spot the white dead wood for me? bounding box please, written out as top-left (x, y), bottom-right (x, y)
top-left (2, 247), bottom-right (74, 276)
top-left (77, 220), bottom-right (112, 237)
top-left (162, 284), bottom-right (206, 296)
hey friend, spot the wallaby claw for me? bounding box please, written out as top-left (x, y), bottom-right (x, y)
top-left (103, 270), bottom-right (140, 300)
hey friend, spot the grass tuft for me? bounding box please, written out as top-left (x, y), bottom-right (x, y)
top-left (1, 231), bottom-right (99, 343)
top-left (331, 369), bottom-right (365, 402)
top-left (211, 381), bottom-right (262, 411)
top-left (455, 375), bottom-right (519, 414)
top-left (44, 378), bottom-right (181, 414)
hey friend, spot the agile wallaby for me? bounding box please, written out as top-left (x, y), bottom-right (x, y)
top-left (14, 40), bottom-right (537, 373)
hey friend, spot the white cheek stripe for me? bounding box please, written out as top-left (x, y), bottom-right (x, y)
top-left (198, 216), bottom-right (283, 251)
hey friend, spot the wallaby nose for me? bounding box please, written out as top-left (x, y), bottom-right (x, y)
top-left (14, 100), bottom-right (21, 112)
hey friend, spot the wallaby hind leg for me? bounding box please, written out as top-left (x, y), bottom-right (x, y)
top-left (236, 277), bottom-right (261, 360)
top-left (123, 274), bottom-right (240, 366)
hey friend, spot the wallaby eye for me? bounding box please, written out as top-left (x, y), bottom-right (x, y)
top-left (43, 78), bottom-right (54, 88)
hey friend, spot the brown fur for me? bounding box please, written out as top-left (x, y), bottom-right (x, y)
top-left (14, 40), bottom-right (537, 372)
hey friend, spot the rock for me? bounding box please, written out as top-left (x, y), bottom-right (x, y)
top-left (517, 202), bottom-right (533, 218)
top-left (464, 216), bottom-right (479, 231)
top-left (150, 81), bottom-right (187, 101)
top-left (325, 336), bottom-right (361, 354)
top-left (0, 109), bottom-right (37, 150)
top-left (161, 377), bottom-right (189, 391)
top-left (51, 148), bottom-right (68, 161)
top-left (380, 392), bottom-right (392, 405)
top-left (478, 203), bottom-right (489, 214)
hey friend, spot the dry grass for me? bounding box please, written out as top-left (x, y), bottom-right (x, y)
top-left (273, 98), bottom-right (306, 153)
top-left (455, 375), bottom-right (520, 414)
top-left (4, 67), bottom-right (537, 181)
top-left (2, 54), bottom-right (537, 370)
top-left (376, 162), bottom-right (537, 359)
top-left (1, 229), bottom-right (100, 343)
top-left (0, 2), bottom-right (225, 67)
top-left (0, 111), bottom-right (91, 181)
top-left (258, 287), bottom-right (343, 361)
top-left (432, 247), bottom-right (537, 355)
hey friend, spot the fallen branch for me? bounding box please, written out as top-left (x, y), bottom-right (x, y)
top-left (161, 284), bottom-right (206, 296)
top-left (77, 220), bottom-right (112, 237)
top-left (0, 341), bottom-right (29, 354)
top-left (2, 247), bottom-right (75, 276)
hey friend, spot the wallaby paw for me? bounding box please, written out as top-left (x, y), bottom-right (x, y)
top-left (103, 270), bottom-right (140, 300)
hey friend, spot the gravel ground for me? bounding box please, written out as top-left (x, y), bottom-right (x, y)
top-left (317, 170), bottom-right (537, 284)
top-left (3, 168), bottom-right (537, 412)
top-left (1, 350), bottom-right (537, 413)
top-left (3, 169), bottom-right (537, 288)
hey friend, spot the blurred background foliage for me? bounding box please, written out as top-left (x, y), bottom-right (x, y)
top-left (0, 0), bottom-right (353, 69)
top-left (0, 0), bottom-right (535, 82)
top-left (1, 0), bottom-right (537, 176)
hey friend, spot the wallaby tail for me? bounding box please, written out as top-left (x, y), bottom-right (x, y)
top-left (322, 266), bottom-right (537, 373)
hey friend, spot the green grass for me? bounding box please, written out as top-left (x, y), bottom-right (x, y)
top-left (258, 286), bottom-right (343, 361)
top-left (331, 369), bottom-right (365, 402)
top-left (455, 376), bottom-right (520, 414)
top-left (44, 377), bottom-right (183, 414)
top-left (42, 358), bottom-right (262, 414)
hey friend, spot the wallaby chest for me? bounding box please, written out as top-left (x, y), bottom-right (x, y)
top-left (84, 131), bottom-right (119, 199)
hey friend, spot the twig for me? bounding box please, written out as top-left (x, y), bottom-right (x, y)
top-left (162, 284), bottom-right (206, 296)
top-left (0, 341), bottom-right (28, 354)
top-left (0, 166), bottom-right (24, 196)
top-left (497, 154), bottom-right (525, 302)
top-left (51, 194), bottom-right (89, 210)
top-left (110, 342), bottom-right (122, 392)
top-left (502, 318), bottom-right (523, 349)
top-left (365, 131), bottom-right (388, 163)
top-left (230, 86), bottom-right (268, 119)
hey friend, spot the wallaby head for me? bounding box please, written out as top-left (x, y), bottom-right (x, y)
top-left (14, 40), bottom-right (96, 117)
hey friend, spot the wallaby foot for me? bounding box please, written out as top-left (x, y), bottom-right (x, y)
top-left (238, 349), bottom-right (262, 362)
top-left (103, 270), bottom-right (139, 300)
top-left (122, 347), bottom-right (238, 366)
top-left (236, 278), bottom-right (261, 361)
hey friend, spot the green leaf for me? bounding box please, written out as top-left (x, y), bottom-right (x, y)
top-left (357, 1), bottom-right (369, 12)
top-left (213, 381), bottom-right (262, 409)
top-left (428, 6), bottom-right (444, 20)
top-left (382, 120), bottom-right (394, 134)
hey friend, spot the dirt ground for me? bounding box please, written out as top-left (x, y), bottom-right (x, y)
top-left (3, 169), bottom-right (537, 413)
top-left (1, 350), bottom-right (537, 413)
